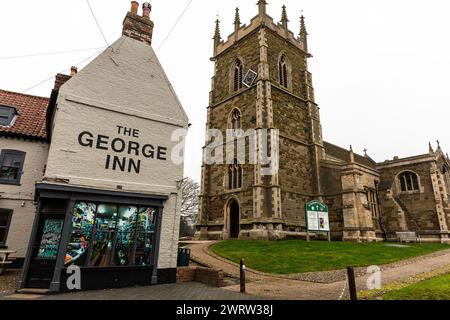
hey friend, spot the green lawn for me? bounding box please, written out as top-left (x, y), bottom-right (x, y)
top-left (211, 240), bottom-right (449, 274)
top-left (383, 273), bottom-right (450, 300)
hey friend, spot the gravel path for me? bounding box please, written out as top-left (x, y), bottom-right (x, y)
top-left (0, 269), bottom-right (21, 298)
top-left (188, 241), bottom-right (450, 300)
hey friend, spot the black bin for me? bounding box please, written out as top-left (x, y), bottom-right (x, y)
top-left (177, 248), bottom-right (191, 267)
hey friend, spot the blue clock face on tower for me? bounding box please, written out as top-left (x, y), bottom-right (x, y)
top-left (243, 69), bottom-right (258, 87)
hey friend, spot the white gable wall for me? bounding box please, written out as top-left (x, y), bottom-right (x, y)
top-left (44, 36), bottom-right (189, 270)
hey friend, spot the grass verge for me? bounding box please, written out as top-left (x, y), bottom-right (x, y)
top-left (211, 240), bottom-right (449, 274)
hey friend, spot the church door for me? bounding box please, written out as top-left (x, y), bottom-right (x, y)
top-left (229, 200), bottom-right (240, 239)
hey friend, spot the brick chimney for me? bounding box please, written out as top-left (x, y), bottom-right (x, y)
top-left (54, 67), bottom-right (78, 90)
top-left (122, 1), bottom-right (154, 46)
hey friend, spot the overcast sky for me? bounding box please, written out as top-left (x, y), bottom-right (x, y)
top-left (1, 0), bottom-right (449, 182)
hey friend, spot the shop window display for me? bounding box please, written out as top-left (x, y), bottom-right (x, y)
top-left (114, 206), bottom-right (137, 266)
top-left (65, 202), bottom-right (158, 268)
top-left (65, 202), bottom-right (95, 266)
top-left (135, 207), bottom-right (157, 266)
top-left (90, 204), bottom-right (118, 267)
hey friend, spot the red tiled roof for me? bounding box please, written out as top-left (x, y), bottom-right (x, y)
top-left (0, 89), bottom-right (49, 140)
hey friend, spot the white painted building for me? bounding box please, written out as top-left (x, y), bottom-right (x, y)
top-left (20, 2), bottom-right (189, 292)
top-left (0, 91), bottom-right (49, 262)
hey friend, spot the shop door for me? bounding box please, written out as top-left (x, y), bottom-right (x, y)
top-left (26, 215), bottom-right (64, 288)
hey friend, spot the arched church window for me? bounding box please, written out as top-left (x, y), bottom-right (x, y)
top-left (279, 54), bottom-right (289, 88)
top-left (228, 159), bottom-right (243, 190)
top-left (399, 171), bottom-right (420, 192)
top-left (229, 108), bottom-right (242, 130)
top-left (233, 59), bottom-right (243, 92)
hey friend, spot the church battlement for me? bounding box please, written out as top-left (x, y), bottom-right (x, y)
top-left (212, 1), bottom-right (309, 58)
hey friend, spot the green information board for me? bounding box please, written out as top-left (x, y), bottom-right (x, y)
top-left (305, 200), bottom-right (330, 233)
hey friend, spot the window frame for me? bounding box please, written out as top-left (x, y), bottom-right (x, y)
top-left (0, 209), bottom-right (13, 247)
top-left (398, 171), bottom-right (420, 193)
top-left (278, 53), bottom-right (291, 90)
top-left (229, 108), bottom-right (242, 130)
top-left (227, 159), bottom-right (243, 191)
top-left (66, 201), bottom-right (159, 268)
top-left (0, 150), bottom-right (26, 185)
top-left (233, 59), bottom-right (244, 92)
top-left (0, 105), bottom-right (18, 127)
top-left (365, 188), bottom-right (380, 218)
top-left (442, 165), bottom-right (450, 195)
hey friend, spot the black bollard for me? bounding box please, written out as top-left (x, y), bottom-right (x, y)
top-left (240, 258), bottom-right (246, 293)
top-left (347, 267), bottom-right (358, 301)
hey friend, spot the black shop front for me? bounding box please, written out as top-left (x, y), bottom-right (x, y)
top-left (19, 183), bottom-right (174, 293)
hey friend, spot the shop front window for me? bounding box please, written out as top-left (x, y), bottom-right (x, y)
top-left (66, 202), bottom-right (95, 266)
top-left (135, 207), bottom-right (157, 266)
top-left (114, 206), bottom-right (137, 266)
top-left (65, 202), bottom-right (158, 268)
top-left (90, 204), bottom-right (117, 267)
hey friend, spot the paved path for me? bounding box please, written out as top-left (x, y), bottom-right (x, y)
top-left (3, 282), bottom-right (261, 301)
top-left (188, 241), bottom-right (450, 300)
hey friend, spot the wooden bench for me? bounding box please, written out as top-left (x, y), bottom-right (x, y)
top-left (0, 261), bottom-right (13, 275)
top-left (396, 232), bottom-right (421, 243)
top-left (0, 250), bottom-right (17, 275)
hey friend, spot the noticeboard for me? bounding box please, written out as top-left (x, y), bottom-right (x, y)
top-left (37, 219), bottom-right (64, 260)
top-left (305, 200), bottom-right (330, 232)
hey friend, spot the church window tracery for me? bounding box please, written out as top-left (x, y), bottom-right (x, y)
top-left (228, 159), bottom-right (243, 190)
top-left (229, 108), bottom-right (242, 130)
top-left (279, 54), bottom-right (289, 88)
top-left (233, 59), bottom-right (243, 92)
top-left (399, 171), bottom-right (420, 192)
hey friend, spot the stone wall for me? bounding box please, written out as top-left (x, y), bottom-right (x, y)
top-left (265, 30), bottom-right (308, 98)
top-left (211, 31), bottom-right (260, 105)
top-left (320, 157), bottom-right (382, 242)
top-left (199, 12), bottom-right (322, 241)
top-left (267, 27), bottom-right (316, 228)
top-left (378, 157), bottom-right (448, 242)
top-left (200, 30), bottom-right (261, 238)
top-left (320, 163), bottom-right (344, 239)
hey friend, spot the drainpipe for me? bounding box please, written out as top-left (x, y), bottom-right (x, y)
top-left (375, 181), bottom-right (388, 241)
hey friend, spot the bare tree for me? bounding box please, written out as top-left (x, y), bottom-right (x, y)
top-left (179, 177), bottom-right (200, 237)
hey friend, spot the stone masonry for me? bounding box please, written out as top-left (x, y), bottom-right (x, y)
top-left (196, 1), bottom-right (450, 243)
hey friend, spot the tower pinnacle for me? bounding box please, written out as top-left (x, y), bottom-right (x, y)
top-left (281, 5), bottom-right (289, 35)
top-left (213, 17), bottom-right (221, 44)
top-left (234, 8), bottom-right (241, 41)
top-left (234, 7), bottom-right (241, 26)
top-left (349, 145), bottom-right (355, 163)
top-left (213, 17), bottom-right (222, 55)
top-left (258, 0), bottom-right (267, 16)
top-left (281, 5), bottom-right (289, 24)
top-left (300, 14), bottom-right (309, 52)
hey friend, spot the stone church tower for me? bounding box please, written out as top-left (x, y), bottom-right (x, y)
top-left (196, 1), bottom-right (324, 240)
